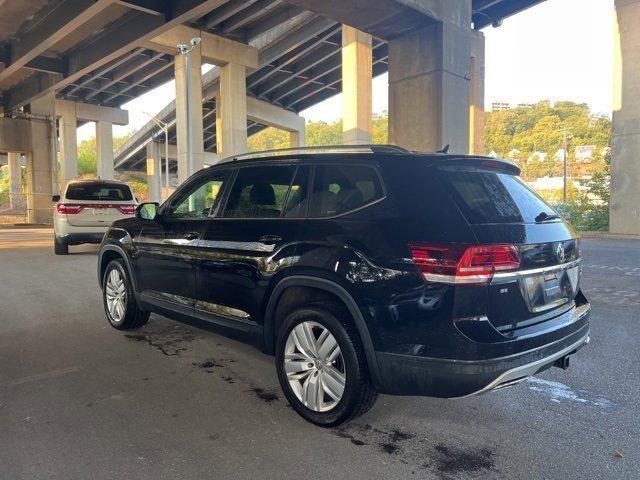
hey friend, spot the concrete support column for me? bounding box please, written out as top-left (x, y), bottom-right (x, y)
top-left (388, 20), bottom-right (471, 153)
top-left (8, 152), bottom-right (25, 211)
top-left (26, 94), bottom-right (56, 224)
top-left (469, 30), bottom-right (485, 155)
top-left (290, 128), bottom-right (306, 147)
top-left (96, 120), bottom-right (115, 180)
top-left (610, 0), bottom-right (640, 234)
top-left (56, 101), bottom-right (78, 187)
top-left (215, 62), bottom-right (248, 159)
top-left (146, 142), bottom-right (162, 203)
top-left (342, 25), bottom-right (372, 145)
top-left (175, 45), bottom-right (205, 185)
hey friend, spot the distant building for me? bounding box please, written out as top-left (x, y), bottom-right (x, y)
top-left (488, 150), bottom-right (499, 158)
top-left (528, 151), bottom-right (548, 163)
top-left (554, 149), bottom-right (567, 162)
top-left (506, 148), bottom-right (521, 159)
top-left (575, 145), bottom-right (596, 162)
top-left (492, 102), bottom-right (511, 111)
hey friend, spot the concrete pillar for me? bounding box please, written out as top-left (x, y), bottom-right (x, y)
top-left (388, 20), bottom-right (471, 153)
top-left (469, 30), bottom-right (485, 155)
top-left (290, 128), bottom-right (306, 148)
top-left (146, 142), bottom-right (162, 203)
top-left (175, 45), bottom-right (205, 185)
top-left (96, 120), bottom-right (115, 180)
top-left (26, 95), bottom-right (56, 224)
top-left (56, 101), bottom-right (78, 187)
top-left (8, 152), bottom-right (25, 211)
top-left (215, 62), bottom-right (248, 159)
top-left (342, 25), bottom-right (372, 145)
top-left (610, 0), bottom-right (640, 234)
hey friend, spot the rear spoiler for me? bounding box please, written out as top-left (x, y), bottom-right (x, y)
top-left (432, 157), bottom-right (521, 175)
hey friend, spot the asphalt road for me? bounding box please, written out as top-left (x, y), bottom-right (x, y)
top-left (0, 227), bottom-right (638, 479)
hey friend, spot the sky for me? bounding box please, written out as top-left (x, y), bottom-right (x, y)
top-left (79, 0), bottom-right (614, 141)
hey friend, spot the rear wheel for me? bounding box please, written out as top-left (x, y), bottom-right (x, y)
top-left (54, 236), bottom-right (68, 255)
top-left (102, 259), bottom-right (149, 330)
top-left (275, 304), bottom-right (377, 427)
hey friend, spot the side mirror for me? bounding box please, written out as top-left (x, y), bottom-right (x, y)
top-left (136, 202), bottom-right (160, 220)
top-left (52, 195), bottom-right (60, 202)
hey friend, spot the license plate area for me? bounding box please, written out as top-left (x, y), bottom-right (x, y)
top-left (520, 266), bottom-right (580, 313)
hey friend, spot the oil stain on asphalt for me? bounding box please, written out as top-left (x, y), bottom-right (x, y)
top-left (332, 423), bottom-right (497, 478)
top-left (124, 324), bottom-right (196, 356)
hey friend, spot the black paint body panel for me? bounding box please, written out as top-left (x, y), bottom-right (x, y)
top-left (98, 152), bottom-right (590, 397)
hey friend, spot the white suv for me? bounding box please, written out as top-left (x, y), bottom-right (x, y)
top-left (53, 179), bottom-right (137, 255)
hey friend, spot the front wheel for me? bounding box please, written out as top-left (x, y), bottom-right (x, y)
top-left (275, 304), bottom-right (377, 427)
top-left (102, 259), bottom-right (149, 330)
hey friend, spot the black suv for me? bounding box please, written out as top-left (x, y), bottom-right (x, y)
top-left (98, 145), bottom-right (590, 426)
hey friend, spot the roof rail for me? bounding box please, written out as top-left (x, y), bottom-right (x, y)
top-left (229, 144), bottom-right (411, 162)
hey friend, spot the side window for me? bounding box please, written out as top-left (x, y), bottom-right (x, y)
top-left (310, 165), bottom-right (384, 217)
top-left (283, 166), bottom-right (311, 218)
top-left (165, 173), bottom-right (226, 219)
top-left (223, 165), bottom-right (296, 218)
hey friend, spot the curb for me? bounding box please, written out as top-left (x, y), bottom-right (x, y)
top-left (579, 231), bottom-right (640, 240)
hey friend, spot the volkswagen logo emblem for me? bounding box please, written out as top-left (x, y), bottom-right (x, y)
top-left (556, 243), bottom-right (566, 263)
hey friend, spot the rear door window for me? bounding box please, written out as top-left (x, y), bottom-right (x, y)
top-left (310, 165), bottom-right (384, 217)
top-left (440, 168), bottom-right (556, 224)
top-left (66, 182), bottom-right (133, 201)
top-left (223, 165), bottom-right (296, 218)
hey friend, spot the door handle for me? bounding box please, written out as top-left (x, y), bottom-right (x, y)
top-left (183, 232), bottom-right (199, 241)
top-left (259, 234), bottom-right (283, 244)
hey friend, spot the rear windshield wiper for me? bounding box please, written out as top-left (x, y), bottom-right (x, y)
top-left (535, 211), bottom-right (560, 223)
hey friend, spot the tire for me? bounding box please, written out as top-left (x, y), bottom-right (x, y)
top-left (275, 303), bottom-right (377, 427)
top-left (54, 236), bottom-right (68, 255)
top-left (102, 259), bottom-right (149, 330)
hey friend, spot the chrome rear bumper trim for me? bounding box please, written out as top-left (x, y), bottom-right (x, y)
top-left (454, 333), bottom-right (590, 399)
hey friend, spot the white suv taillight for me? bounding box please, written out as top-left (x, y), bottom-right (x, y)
top-left (408, 243), bottom-right (521, 285)
top-left (117, 205), bottom-right (136, 215)
top-left (56, 204), bottom-right (83, 214)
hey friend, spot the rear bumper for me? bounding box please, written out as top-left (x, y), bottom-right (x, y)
top-left (57, 232), bottom-right (106, 245)
top-left (375, 321), bottom-right (590, 398)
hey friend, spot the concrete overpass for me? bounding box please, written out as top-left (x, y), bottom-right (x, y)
top-left (0, 0), bottom-right (637, 234)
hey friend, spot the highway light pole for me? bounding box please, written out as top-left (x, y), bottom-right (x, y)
top-left (144, 113), bottom-right (170, 191)
top-left (177, 37), bottom-right (201, 179)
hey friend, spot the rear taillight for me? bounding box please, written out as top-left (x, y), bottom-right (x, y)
top-left (56, 204), bottom-right (83, 214)
top-left (118, 205), bottom-right (136, 215)
top-left (408, 243), bottom-right (521, 285)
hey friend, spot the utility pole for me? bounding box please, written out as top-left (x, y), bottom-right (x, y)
top-left (562, 128), bottom-right (571, 203)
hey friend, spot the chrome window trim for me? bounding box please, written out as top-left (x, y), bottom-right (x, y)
top-left (491, 259), bottom-right (582, 284)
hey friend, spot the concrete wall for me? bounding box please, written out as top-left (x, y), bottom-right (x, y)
top-left (610, 0), bottom-right (640, 234)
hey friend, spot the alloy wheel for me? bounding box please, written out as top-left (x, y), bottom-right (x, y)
top-left (283, 321), bottom-right (346, 412)
top-left (105, 268), bottom-right (127, 323)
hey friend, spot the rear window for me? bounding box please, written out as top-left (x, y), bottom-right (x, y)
top-left (440, 169), bottom-right (556, 224)
top-left (65, 182), bottom-right (133, 201)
